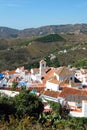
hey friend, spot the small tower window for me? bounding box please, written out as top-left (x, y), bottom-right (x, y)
top-left (42, 64), bottom-right (44, 67)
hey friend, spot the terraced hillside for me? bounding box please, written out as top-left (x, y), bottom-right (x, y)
top-left (0, 33), bottom-right (87, 71)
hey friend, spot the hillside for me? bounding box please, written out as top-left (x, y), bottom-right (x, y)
top-left (0, 23), bottom-right (87, 38)
top-left (35, 34), bottom-right (65, 43)
top-left (0, 33), bottom-right (87, 71)
top-left (0, 27), bottom-right (18, 38)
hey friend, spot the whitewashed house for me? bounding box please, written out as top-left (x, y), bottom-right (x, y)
top-left (59, 87), bottom-right (87, 117)
top-left (54, 66), bottom-right (75, 81)
top-left (45, 66), bottom-right (76, 91)
top-left (15, 66), bottom-right (25, 78)
top-left (40, 89), bottom-right (60, 102)
top-left (0, 78), bottom-right (8, 88)
top-left (31, 68), bottom-right (42, 83)
top-left (75, 69), bottom-right (87, 85)
top-left (46, 77), bottom-right (60, 91)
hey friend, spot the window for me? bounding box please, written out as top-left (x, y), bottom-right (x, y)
top-left (42, 64), bottom-right (44, 67)
top-left (70, 77), bottom-right (72, 80)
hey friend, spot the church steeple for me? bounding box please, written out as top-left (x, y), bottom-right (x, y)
top-left (39, 59), bottom-right (46, 76)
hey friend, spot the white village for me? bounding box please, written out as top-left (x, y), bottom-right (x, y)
top-left (0, 59), bottom-right (87, 117)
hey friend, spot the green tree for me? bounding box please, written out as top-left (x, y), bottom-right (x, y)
top-left (14, 90), bottom-right (44, 119)
top-left (0, 94), bottom-right (16, 120)
top-left (12, 81), bottom-right (18, 90)
top-left (48, 101), bottom-right (62, 115)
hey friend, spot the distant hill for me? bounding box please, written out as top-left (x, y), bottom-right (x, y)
top-left (0, 32), bottom-right (87, 71)
top-left (0, 27), bottom-right (18, 38)
top-left (0, 24), bottom-right (87, 71)
top-left (0, 23), bottom-right (87, 38)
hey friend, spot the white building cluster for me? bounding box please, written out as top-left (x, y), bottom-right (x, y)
top-left (0, 59), bottom-right (87, 117)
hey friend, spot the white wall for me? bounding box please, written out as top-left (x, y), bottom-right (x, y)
top-left (68, 100), bottom-right (87, 117)
top-left (68, 101), bottom-right (76, 106)
top-left (69, 111), bottom-right (83, 117)
top-left (24, 74), bottom-right (31, 81)
top-left (31, 74), bottom-right (42, 83)
top-left (82, 100), bottom-right (87, 117)
top-left (20, 72), bottom-right (25, 78)
top-left (54, 72), bottom-right (74, 81)
top-left (0, 90), bottom-right (19, 97)
top-left (46, 81), bottom-right (59, 91)
top-left (39, 60), bottom-right (46, 76)
top-left (0, 78), bottom-right (8, 88)
top-left (41, 95), bottom-right (59, 102)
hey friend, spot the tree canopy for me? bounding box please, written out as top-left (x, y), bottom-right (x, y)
top-left (14, 90), bottom-right (44, 118)
top-left (0, 90), bottom-right (44, 120)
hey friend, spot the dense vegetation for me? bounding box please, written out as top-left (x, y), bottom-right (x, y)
top-left (0, 33), bottom-right (87, 71)
top-left (0, 90), bottom-right (87, 129)
top-left (0, 90), bottom-right (44, 119)
top-left (35, 34), bottom-right (66, 43)
top-left (72, 58), bottom-right (87, 68)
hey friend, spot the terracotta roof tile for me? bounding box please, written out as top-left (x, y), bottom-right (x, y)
top-left (1, 70), bottom-right (9, 75)
top-left (42, 90), bottom-right (60, 98)
top-left (48, 77), bottom-right (60, 84)
top-left (60, 78), bottom-right (82, 88)
top-left (60, 78), bottom-right (70, 87)
top-left (55, 66), bottom-right (74, 76)
top-left (59, 87), bottom-right (87, 98)
top-left (8, 70), bottom-right (16, 75)
top-left (42, 67), bottom-right (55, 83)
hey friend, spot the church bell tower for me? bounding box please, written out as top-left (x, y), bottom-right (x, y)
top-left (39, 59), bottom-right (46, 76)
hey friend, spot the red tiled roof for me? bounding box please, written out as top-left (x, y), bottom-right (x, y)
top-left (60, 78), bottom-right (82, 88)
top-left (60, 78), bottom-right (70, 87)
top-left (42, 67), bottom-right (55, 83)
top-left (55, 66), bottom-right (74, 76)
top-left (8, 70), bottom-right (16, 75)
top-left (1, 70), bottom-right (9, 75)
top-left (42, 90), bottom-right (60, 98)
top-left (28, 87), bottom-right (44, 93)
top-left (48, 77), bottom-right (60, 84)
top-left (59, 87), bottom-right (87, 98)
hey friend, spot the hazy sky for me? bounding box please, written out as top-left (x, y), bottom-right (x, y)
top-left (0, 0), bottom-right (87, 29)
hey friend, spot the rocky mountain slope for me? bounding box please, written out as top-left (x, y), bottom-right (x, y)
top-left (0, 23), bottom-right (87, 38)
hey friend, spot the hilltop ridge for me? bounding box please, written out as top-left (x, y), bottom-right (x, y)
top-left (0, 23), bottom-right (87, 38)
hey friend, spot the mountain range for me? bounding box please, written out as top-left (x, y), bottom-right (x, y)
top-left (0, 23), bottom-right (87, 71)
top-left (0, 23), bottom-right (87, 38)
